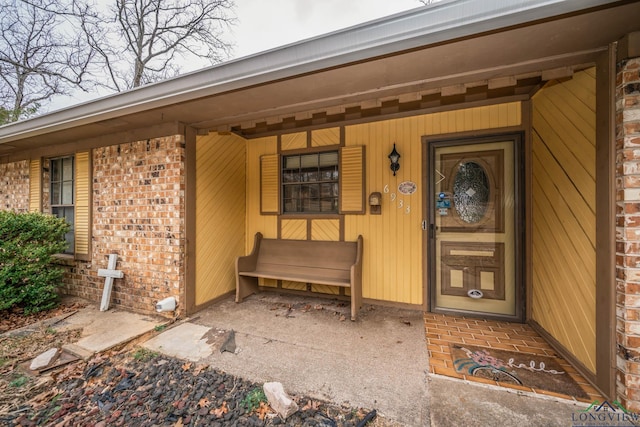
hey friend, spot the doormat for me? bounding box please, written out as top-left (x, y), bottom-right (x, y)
top-left (449, 344), bottom-right (588, 399)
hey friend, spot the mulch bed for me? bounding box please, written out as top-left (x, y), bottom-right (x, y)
top-left (3, 350), bottom-right (380, 427)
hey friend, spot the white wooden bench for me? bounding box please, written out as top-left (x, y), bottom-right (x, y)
top-left (235, 232), bottom-right (363, 320)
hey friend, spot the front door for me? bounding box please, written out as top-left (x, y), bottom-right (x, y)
top-left (428, 134), bottom-right (522, 320)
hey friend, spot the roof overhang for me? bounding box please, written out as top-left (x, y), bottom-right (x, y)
top-left (0, 0), bottom-right (639, 152)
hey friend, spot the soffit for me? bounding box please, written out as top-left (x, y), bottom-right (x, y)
top-left (0, 1), bottom-right (638, 153)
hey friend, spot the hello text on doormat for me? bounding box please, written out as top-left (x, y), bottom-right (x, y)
top-left (449, 343), bottom-right (588, 399)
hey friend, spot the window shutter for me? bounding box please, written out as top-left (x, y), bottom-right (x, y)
top-left (74, 151), bottom-right (92, 259)
top-left (340, 146), bottom-right (365, 214)
top-left (260, 154), bottom-right (280, 214)
top-left (29, 159), bottom-right (41, 212)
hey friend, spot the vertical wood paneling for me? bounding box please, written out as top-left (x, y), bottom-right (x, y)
top-left (74, 151), bottom-right (91, 257)
top-left (531, 68), bottom-right (596, 372)
top-left (343, 102), bottom-right (521, 305)
top-left (29, 159), bottom-right (41, 213)
top-left (281, 132), bottom-right (307, 151)
top-left (247, 137), bottom-right (278, 251)
top-left (195, 133), bottom-right (247, 305)
top-left (312, 127), bottom-right (340, 147)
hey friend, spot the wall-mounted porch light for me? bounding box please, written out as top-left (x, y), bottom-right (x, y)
top-left (388, 144), bottom-right (401, 176)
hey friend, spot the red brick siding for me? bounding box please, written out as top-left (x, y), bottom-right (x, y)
top-left (0, 160), bottom-right (29, 212)
top-left (62, 136), bottom-right (186, 316)
top-left (617, 57), bottom-right (640, 411)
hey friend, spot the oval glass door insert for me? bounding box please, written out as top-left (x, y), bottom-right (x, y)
top-left (453, 161), bottom-right (490, 224)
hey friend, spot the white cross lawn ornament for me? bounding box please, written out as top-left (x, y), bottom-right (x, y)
top-left (97, 254), bottom-right (124, 311)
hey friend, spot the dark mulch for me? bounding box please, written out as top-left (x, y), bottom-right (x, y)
top-left (3, 349), bottom-right (377, 427)
top-left (0, 300), bottom-right (86, 334)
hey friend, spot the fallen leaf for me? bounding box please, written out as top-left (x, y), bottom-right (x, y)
top-left (258, 401), bottom-right (271, 420)
top-left (302, 399), bottom-right (320, 411)
top-left (174, 418), bottom-right (183, 427)
top-left (31, 388), bottom-right (59, 407)
top-left (198, 397), bottom-right (210, 408)
top-left (193, 364), bottom-right (209, 376)
top-left (211, 401), bottom-right (228, 417)
top-left (181, 362), bottom-right (192, 371)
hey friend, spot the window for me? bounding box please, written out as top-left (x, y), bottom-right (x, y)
top-left (50, 156), bottom-right (75, 254)
top-left (282, 151), bottom-right (339, 214)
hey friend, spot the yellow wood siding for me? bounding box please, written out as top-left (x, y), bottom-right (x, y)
top-left (312, 127), bottom-right (340, 147)
top-left (74, 151), bottom-right (91, 257)
top-left (246, 102), bottom-right (521, 305)
top-left (260, 154), bottom-right (279, 214)
top-left (281, 132), bottom-right (307, 151)
top-left (281, 219), bottom-right (307, 239)
top-left (279, 219), bottom-right (308, 290)
top-left (312, 219), bottom-right (341, 294)
top-left (340, 146), bottom-right (365, 213)
top-left (195, 133), bottom-right (247, 306)
top-left (344, 102), bottom-right (521, 305)
top-left (531, 68), bottom-right (596, 372)
top-left (247, 136), bottom-right (278, 252)
top-left (29, 159), bottom-right (41, 213)
top-left (311, 219), bottom-right (340, 241)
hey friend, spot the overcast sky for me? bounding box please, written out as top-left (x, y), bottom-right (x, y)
top-left (231, 0), bottom-right (425, 58)
top-left (48, 0), bottom-right (427, 111)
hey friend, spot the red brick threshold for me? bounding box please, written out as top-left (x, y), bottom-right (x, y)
top-left (424, 312), bottom-right (603, 403)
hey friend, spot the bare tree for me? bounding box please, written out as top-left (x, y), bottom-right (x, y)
top-left (0, 0), bottom-right (92, 122)
top-left (81, 0), bottom-right (236, 92)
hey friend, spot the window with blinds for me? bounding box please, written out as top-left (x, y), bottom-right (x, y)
top-left (282, 151), bottom-right (339, 214)
top-left (50, 156), bottom-right (75, 254)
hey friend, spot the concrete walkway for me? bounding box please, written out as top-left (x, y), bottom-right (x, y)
top-left (54, 303), bottom-right (164, 359)
top-left (142, 293), bottom-right (590, 426)
top-left (145, 293), bottom-right (429, 425)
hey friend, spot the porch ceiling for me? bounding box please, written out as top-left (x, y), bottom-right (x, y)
top-left (0, 1), bottom-right (639, 153)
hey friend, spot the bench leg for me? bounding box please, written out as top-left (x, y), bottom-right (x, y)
top-left (236, 275), bottom-right (259, 303)
top-left (351, 285), bottom-right (362, 321)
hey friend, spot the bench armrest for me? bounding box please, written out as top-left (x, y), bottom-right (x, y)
top-left (235, 232), bottom-right (264, 303)
top-left (236, 232), bottom-right (263, 273)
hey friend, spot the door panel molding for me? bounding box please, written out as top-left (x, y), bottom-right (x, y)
top-left (425, 132), bottom-right (524, 322)
top-left (441, 241), bottom-right (505, 300)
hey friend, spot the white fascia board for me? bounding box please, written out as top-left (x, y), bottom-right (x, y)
top-left (0, 0), bottom-right (622, 144)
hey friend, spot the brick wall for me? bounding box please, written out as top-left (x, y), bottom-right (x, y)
top-left (0, 160), bottom-right (29, 212)
top-left (61, 135), bottom-right (186, 316)
top-left (616, 56), bottom-right (640, 410)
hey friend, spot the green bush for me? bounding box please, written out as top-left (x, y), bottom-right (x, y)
top-left (0, 211), bottom-right (70, 314)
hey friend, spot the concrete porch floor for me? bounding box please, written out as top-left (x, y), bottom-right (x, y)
top-left (143, 293), bottom-right (591, 426)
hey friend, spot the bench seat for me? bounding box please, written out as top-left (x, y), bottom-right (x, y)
top-left (235, 232), bottom-right (363, 320)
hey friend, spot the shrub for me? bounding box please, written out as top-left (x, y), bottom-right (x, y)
top-left (0, 211), bottom-right (70, 314)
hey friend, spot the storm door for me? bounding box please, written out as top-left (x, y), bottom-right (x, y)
top-left (428, 134), bottom-right (523, 320)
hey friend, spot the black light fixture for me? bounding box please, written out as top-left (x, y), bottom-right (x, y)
top-left (388, 144), bottom-right (401, 176)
